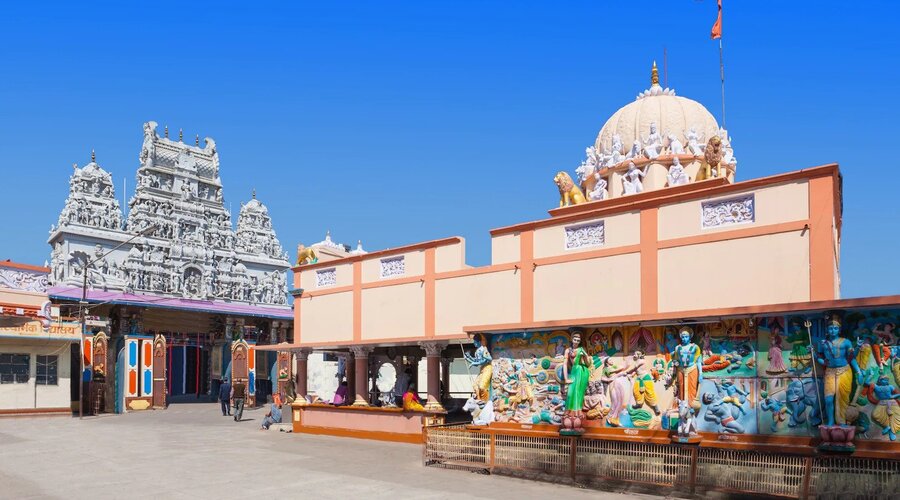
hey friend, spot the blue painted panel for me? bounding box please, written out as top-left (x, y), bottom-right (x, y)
top-left (128, 341), bottom-right (137, 367)
top-left (249, 370), bottom-right (256, 394)
top-left (143, 369), bottom-right (152, 395)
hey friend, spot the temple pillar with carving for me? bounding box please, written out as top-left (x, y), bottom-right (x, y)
top-left (295, 349), bottom-right (311, 401)
top-left (350, 346), bottom-right (373, 406)
top-left (419, 342), bottom-right (445, 411)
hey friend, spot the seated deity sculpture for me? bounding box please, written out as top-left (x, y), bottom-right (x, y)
top-left (666, 157), bottom-right (690, 187)
top-left (667, 132), bottom-right (685, 155)
top-left (588, 173), bottom-right (608, 201)
top-left (686, 127), bottom-right (704, 156)
top-left (607, 134), bottom-right (624, 166)
top-left (626, 140), bottom-right (641, 160)
top-left (622, 161), bottom-right (648, 195)
top-left (642, 122), bottom-right (663, 160)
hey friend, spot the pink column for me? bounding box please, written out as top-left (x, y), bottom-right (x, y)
top-left (350, 346), bottom-right (372, 406)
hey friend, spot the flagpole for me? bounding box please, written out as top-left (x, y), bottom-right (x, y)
top-left (719, 37), bottom-right (726, 129)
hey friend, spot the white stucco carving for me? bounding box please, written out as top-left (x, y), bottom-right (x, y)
top-left (316, 268), bottom-right (337, 288)
top-left (701, 194), bottom-right (755, 229)
top-left (642, 122), bottom-right (663, 160)
top-left (666, 157), bottom-right (690, 187)
top-left (48, 121), bottom-right (290, 307)
top-left (622, 162), bottom-right (647, 195)
top-left (380, 256), bottom-right (405, 279)
top-left (588, 174), bottom-right (608, 201)
top-left (565, 221), bottom-right (605, 250)
top-left (0, 267), bottom-right (49, 293)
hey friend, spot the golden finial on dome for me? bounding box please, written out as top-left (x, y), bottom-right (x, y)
top-left (651, 61), bottom-right (659, 86)
top-left (91, 149), bottom-right (95, 162)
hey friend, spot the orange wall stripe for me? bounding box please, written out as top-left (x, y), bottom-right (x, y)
top-left (424, 248), bottom-right (436, 338)
top-left (520, 230), bottom-right (534, 324)
top-left (352, 261), bottom-right (362, 342)
top-left (809, 175), bottom-right (837, 301)
top-left (657, 220), bottom-right (808, 250)
top-left (640, 208), bottom-right (659, 315)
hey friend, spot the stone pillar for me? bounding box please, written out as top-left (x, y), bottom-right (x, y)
top-left (350, 346), bottom-right (373, 406)
top-left (295, 349), bottom-right (311, 401)
top-left (419, 342), bottom-right (445, 412)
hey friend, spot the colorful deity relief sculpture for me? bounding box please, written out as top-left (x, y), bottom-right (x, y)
top-left (627, 351), bottom-right (660, 416)
top-left (869, 375), bottom-right (900, 441)
top-left (671, 327), bottom-right (703, 410)
top-left (812, 316), bottom-right (862, 427)
top-left (560, 331), bottom-right (590, 435)
top-left (464, 334), bottom-right (492, 402)
top-left (702, 390), bottom-right (746, 433)
top-left (554, 171), bottom-right (587, 207)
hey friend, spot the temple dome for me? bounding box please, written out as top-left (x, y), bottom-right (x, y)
top-left (594, 63), bottom-right (720, 157)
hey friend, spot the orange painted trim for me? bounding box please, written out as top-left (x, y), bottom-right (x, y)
top-left (298, 403), bottom-right (444, 415)
top-left (0, 407), bottom-right (71, 416)
top-left (640, 208), bottom-right (659, 315)
top-left (0, 303), bottom-right (42, 317)
top-left (463, 294), bottom-right (900, 334)
top-left (424, 248), bottom-right (435, 338)
top-left (293, 425), bottom-right (423, 444)
top-left (434, 262), bottom-right (518, 280)
top-left (492, 164), bottom-right (839, 236)
top-left (265, 333), bottom-right (470, 350)
top-left (292, 236), bottom-right (463, 272)
top-left (532, 244), bottom-right (641, 267)
top-left (548, 177), bottom-right (729, 219)
top-left (0, 260), bottom-right (50, 273)
top-left (520, 230), bottom-right (534, 324)
top-left (809, 175), bottom-right (837, 301)
top-left (363, 275), bottom-right (425, 290)
top-left (352, 262), bottom-right (362, 342)
top-left (657, 220), bottom-right (808, 250)
top-left (302, 285), bottom-right (354, 298)
top-left (294, 274), bottom-right (302, 344)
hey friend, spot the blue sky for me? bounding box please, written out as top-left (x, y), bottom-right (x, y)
top-left (0, 1), bottom-right (897, 298)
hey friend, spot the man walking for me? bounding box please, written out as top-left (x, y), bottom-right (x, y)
top-left (231, 378), bottom-right (246, 422)
top-left (218, 377), bottom-right (232, 416)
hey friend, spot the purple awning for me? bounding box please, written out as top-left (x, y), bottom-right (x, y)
top-left (48, 286), bottom-right (292, 320)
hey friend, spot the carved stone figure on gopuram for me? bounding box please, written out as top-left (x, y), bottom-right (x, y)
top-left (47, 121), bottom-right (290, 308)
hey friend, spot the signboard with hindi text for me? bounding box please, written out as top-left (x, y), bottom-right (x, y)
top-left (0, 317), bottom-right (81, 341)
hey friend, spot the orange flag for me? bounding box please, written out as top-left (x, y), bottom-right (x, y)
top-left (711, 0), bottom-right (722, 40)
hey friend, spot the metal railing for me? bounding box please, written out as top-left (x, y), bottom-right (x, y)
top-left (422, 424), bottom-right (900, 498)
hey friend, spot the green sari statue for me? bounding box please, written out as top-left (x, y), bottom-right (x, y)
top-left (561, 331), bottom-right (590, 435)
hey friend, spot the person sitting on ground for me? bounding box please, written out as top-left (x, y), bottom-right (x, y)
top-left (332, 380), bottom-right (348, 405)
top-left (260, 398), bottom-right (283, 431)
top-left (402, 382), bottom-right (425, 411)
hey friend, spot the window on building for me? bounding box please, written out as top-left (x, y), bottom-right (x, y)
top-left (0, 353), bottom-right (30, 384)
top-left (36, 355), bottom-right (58, 386)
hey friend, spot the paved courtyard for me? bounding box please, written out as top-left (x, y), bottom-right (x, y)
top-left (0, 403), bottom-right (666, 499)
